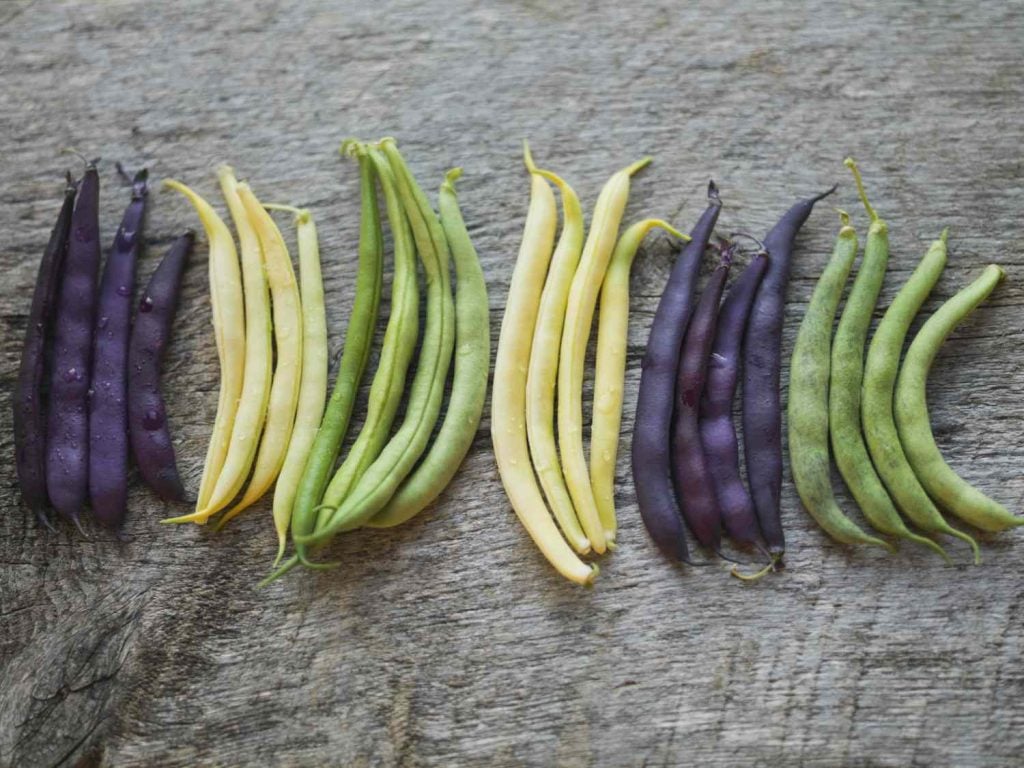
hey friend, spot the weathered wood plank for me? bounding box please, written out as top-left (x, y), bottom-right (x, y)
top-left (1, 0), bottom-right (1023, 766)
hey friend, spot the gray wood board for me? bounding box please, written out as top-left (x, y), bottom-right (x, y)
top-left (2, 0), bottom-right (1023, 766)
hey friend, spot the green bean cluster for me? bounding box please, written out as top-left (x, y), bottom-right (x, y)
top-left (264, 139), bottom-right (489, 584)
top-left (788, 159), bottom-right (1020, 562)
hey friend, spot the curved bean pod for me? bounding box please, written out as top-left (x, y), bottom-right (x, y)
top-left (369, 168), bottom-right (490, 528)
top-left (128, 231), bottom-right (193, 502)
top-left (524, 163), bottom-right (589, 553)
top-left (699, 252), bottom-right (768, 552)
top-left (788, 212), bottom-right (890, 549)
top-left (283, 149), bottom-right (383, 571)
top-left (862, 229), bottom-right (980, 562)
top-left (829, 160), bottom-right (946, 557)
top-left (162, 179), bottom-right (246, 516)
top-left (743, 185), bottom-right (835, 557)
top-left (490, 142), bottom-right (595, 585)
top-left (89, 169), bottom-right (148, 527)
top-left (259, 206), bottom-right (329, 562)
top-left (15, 176), bottom-right (75, 527)
top-left (47, 162), bottom-right (100, 526)
top-left (672, 247), bottom-right (732, 552)
top-left (315, 146), bottom-right (419, 523)
top-left (215, 184), bottom-right (304, 527)
top-left (302, 139), bottom-right (455, 541)
top-left (633, 184), bottom-right (721, 563)
top-left (592, 219), bottom-right (684, 546)
top-left (178, 166), bottom-right (273, 522)
top-left (559, 156), bottom-right (651, 554)
top-left (895, 265), bottom-right (1020, 532)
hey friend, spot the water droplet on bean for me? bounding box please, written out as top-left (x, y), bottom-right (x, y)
top-left (142, 409), bottom-right (164, 430)
top-left (139, 296), bottom-right (154, 312)
top-left (63, 367), bottom-right (80, 383)
top-left (116, 285), bottom-right (131, 297)
top-left (98, 316), bottom-right (109, 329)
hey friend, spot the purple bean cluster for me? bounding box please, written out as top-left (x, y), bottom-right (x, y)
top-left (13, 161), bottom-right (192, 531)
top-left (633, 183), bottom-right (831, 574)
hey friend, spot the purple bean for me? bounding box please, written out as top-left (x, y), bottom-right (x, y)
top-left (671, 247), bottom-right (733, 552)
top-left (89, 169), bottom-right (148, 527)
top-left (632, 182), bottom-right (721, 563)
top-left (46, 162), bottom-right (101, 526)
top-left (700, 252), bottom-right (769, 551)
top-left (128, 231), bottom-right (193, 502)
top-left (742, 187), bottom-right (834, 556)
top-left (14, 176), bottom-right (77, 527)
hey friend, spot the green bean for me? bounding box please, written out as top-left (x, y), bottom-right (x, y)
top-left (368, 168), bottom-right (489, 528)
top-left (790, 211), bottom-right (890, 549)
top-left (830, 160), bottom-right (949, 559)
top-left (523, 162), bottom-right (590, 554)
top-left (286, 149), bottom-right (384, 570)
top-left (895, 265), bottom-right (1021, 532)
top-left (862, 228), bottom-right (980, 562)
top-left (299, 138), bottom-right (456, 542)
top-left (315, 144), bottom-right (420, 526)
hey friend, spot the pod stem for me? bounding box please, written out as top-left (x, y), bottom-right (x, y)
top-left (623, 156), bottom-right (653, 177)
top-left (730, 558), bottom-right (776, 582)
top-left (844, 158), bottom-right (877, 222)
top-left (836, 208), bottom-right (851, 228)
top-left (442, 167), bottom-right (463, 191)
top-left (945, 526), bottom-right (981, 565)
top-left (522, 140), bottom-right (539, 173)
top-left (264, 203), bottom-right (310, 223)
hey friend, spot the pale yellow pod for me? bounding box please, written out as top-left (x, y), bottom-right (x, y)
top-left (558, 156), bottom-right (650, 553)
top-left (160, 180), bottom-right (245, 519)
top-left (215, 185), bottom-right (305, 527)
top-left (491, 142), bottom-right (597, 586)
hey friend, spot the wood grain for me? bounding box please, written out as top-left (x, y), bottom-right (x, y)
top-left (1, 0), bottom-right (1023, 766)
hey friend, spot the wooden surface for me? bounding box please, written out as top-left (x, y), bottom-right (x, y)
top-left (2, 1), bottom-right (1023, 766)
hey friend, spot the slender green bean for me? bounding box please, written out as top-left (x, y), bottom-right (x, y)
top-left (369, 168), bottom-right (489, 528)
top-left (830, 160), bottom-right (950, 559)
top-left (316, 145), bottom-right (419, 525)
top-left (559, 156), bottom-right (651, 554)
top-left (262, 205), bottom-right (328, 564)
top-left (896, 265), bottom-right (1021, 532)
top-left (591, 219), bottom-right (683, 546)
top-left (789, 212), bottom-right (890, 549)
top-left (524, 162), bottom-right (590, 554)
top-left (280, 149), bottom-right (384, 571)
top-left (862, 228), bottom-right (980, 563)
top-left (300, 139), bottom-right (456, 542)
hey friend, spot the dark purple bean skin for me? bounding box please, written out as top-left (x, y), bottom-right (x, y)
top-left (128, 231), bottom-right (193, 502)
top-left (699, 253), bottom-right (769, 550)
top-left (14, 177), bottom-right (77, 527)
top-left (46, 164), bottom-right (101, 525)
top-left (89, 169), bottom-right (148, 527)
top-left (671, 250), bottom-right (732, 552)
top-left (633, 183), bottom-right (721, 563)
top-left (742, 187), bottom-right (834, 555)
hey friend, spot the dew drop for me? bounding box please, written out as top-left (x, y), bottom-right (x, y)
top-left (139, 296), bottom-right (154, 313)
top-left (142, 409), bottom-right (164, 430)
top-left (63, 367), bottom-right (79, 383)
top-left (116, 285), bottom-right (131, 297)
top-left (98, 316), bottom-right (109, 329)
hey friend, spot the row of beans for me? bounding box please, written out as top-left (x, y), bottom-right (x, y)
top-left (14, 161), bottom-right (193, 532)
top-left (790, 160), bottom-right (1021, 558)
top-left (15, 147), bottom-right (1019, 585)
